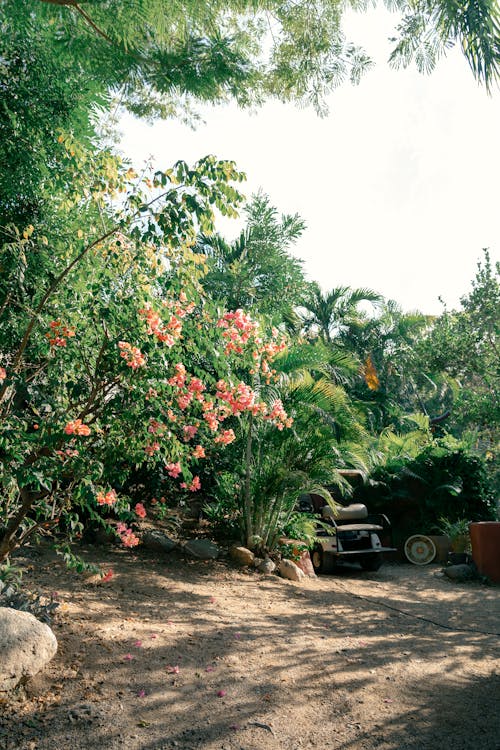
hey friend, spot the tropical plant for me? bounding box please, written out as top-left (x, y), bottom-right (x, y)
top-left (194, 193), bottom-right (308, 321)
top-left (301, 283), bottom-right (383, 345)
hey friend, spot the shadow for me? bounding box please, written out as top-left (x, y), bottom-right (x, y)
top-left (1, 546), bottom-right (499, 750)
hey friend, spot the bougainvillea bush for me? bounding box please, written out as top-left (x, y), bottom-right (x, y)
top-left (0, 132), bottom-right (312, 563)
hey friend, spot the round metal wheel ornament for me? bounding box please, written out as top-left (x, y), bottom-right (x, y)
top-left (404, 534), bottom-right (437, 565)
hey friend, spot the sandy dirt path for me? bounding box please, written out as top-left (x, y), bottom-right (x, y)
top-left (2, 545), bottom-right (499, 750)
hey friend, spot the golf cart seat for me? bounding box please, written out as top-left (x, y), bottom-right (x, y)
top-left (322, 503), bottom-right (368, 521)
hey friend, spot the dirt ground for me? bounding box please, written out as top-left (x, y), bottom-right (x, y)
top-left (1, 543), bottom-right (499, 750)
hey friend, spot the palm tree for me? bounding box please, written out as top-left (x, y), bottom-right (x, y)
top-left (300, 283), bottom-right (383, 345)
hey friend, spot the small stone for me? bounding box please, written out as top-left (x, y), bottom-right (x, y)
top-left (258, 558), bottom-right (276, 574)
top-left (142, 530), bottom-right (177, 553)
top-left (279, 559), bottom-right (305, 582)
top-left (229, 546), bottom-right (255, 566)
top-left (184, 539), bottom-right (219, 560)
top-left (444, 564), bottom-right (475, 581)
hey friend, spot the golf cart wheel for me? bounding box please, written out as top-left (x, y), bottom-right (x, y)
top-left (311, 546), bottom-right (335, 574)
top-left (359, 554), bottom-right (384, 572)
top-left (404, 534), bottom-right (436, 565)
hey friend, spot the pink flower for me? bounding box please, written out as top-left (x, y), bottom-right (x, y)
top-left (97, 489), bottom-right (118, 506)
top-left (217, 690), bottom-right (227, 698)
top-left (167, 665), bottom-right (180, 674)
top-left (205, 666), bottom-right (215, 672)
top-left (144, 441), bottom-right (160, 456)
top-left (133, 640), bottom-right (142, 648)
top-left (165, 461), bottom-right (181, 478)
top-left (118, 341), bottom-right (146, 370)
top-left (183, 424), bottom-right (198, 441)
top-left (214, 429), bottom-right (236, 446)
top-left (123, 653), bottom-right (134, 661)
top-left (64, 419), bottom-right (91, 436)
top-left (134, 503), bottom-right (147, 519)
top-left (192, 444), bottom-right (206, 459)
top-left (137, 689), bottom-right (146, 698)
top-left (121, 531), bottom-right (140, 548)
top-left (183, 476), bottom-right (201, 492)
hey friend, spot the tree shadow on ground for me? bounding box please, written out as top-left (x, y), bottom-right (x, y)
top-left (2, 545), bottom-right (499, 750)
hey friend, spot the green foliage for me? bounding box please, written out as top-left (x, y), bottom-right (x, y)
top-left (415, 250), bottom-right (500, 493)
top-left (194, 193), bottom-right (308, 322)
top-left (363, 436), bottom-right (496, 534)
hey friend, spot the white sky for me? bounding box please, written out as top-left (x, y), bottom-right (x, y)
top-left (119, 8), bottom-right (500, 315)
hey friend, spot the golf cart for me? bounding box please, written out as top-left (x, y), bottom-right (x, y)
top-left (299, 473), bottom-right (397, 573)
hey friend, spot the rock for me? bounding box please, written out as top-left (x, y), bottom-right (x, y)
top-left (294, 549), bottom-right (316, 578)
top-left (258, 558), bottom-right (276, 574)
top-left (444, 564), bottom-right (475, 581)
top-left (229, 546), bottom-right (255, 566)
top-left (0, 607), bottom-right (57, 692)
top-left (184, 539), bottom-right (219, 560)
top-left (142, 530), bottom-right (178, 553)
top-left (252, 557), bottom-right (264, 568)
top-left (279, 559), bottom-right (305, 582)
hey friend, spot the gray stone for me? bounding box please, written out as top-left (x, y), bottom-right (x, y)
top-left (258, 558), bottom-right (276, 574)
top-left (279, 559), bottom-right (305, 582)
top-left (229, 546), bottom-right (255, 566)
top-left (0, 607), bottom-right (57, 691)
top-left (444, 564), bottom-right (475, 581)
top-left (142, 530), bottom-right (178, 553)
top-left (184, 539), bottom-right (219, 560)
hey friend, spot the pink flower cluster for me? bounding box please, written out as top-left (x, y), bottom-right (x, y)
top-left (144, 441), bottom-right (161, 456)
top-left (214, 429), bottom-right (236, 446)
top-left (139, 293), bottom-right (195, 347)
top-left (217, 309), bottom-right (259, 355)
top-left (215, 380), bottom-right (263, 417)
top-left (118, 341), bottom-right (146, 370)
top-left (64, 419), bottom-right (91, 436)
top-left (45, 320), bottom-right (76, 348)
top-left (183, 424), bottom-right (198, 441)
top-left (192, 444), bottom-right (205, 459)
top-left (165, 461), bottom-right (182, 478)
top-left (180, 475), bottom-right (201, 492)
top-left (134, 503), bottom-right (147, 518)
top-left (116, 522), bottom-right (140, 547)
top-left (97, 489), bottom-right (118, 506)
top-left (265, 399), bottom-right (293, 430)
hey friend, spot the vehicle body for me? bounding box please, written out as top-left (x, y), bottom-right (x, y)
top-left (299, 490), bottom-right (397, 573)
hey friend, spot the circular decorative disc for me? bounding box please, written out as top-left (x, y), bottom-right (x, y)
top-left (404, 534), bottom-right (437, 565)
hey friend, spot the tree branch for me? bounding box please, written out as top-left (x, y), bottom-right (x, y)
top-left (38, 0), bottom-right (113, 44)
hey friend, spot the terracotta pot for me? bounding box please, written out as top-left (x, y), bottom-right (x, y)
top-left (469, 522), bottom-right (500, 583)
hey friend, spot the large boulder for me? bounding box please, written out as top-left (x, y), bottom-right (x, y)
top-left (279, 559), bottom-right (305, 582)
top-left (0, 607), bottom-right (57, 692)
top-left (142, 530), bottom-right (178, 553)
top-left (184, 539), bottom-right (220, 560)
top-left (229, 546), bottom-right (255, 566)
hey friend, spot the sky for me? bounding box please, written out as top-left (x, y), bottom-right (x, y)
top-left (119, 8), bottom-right (500, 315)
